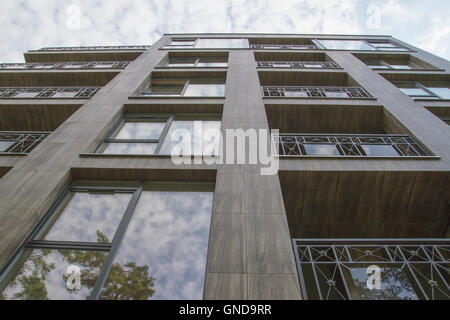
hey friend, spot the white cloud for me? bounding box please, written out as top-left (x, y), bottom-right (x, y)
top-left (0, 0), bottom-right (448, 62)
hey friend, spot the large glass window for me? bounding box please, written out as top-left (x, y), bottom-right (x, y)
top-left (0, 183), bottom-right (214, 300)
top-left (396, 82), bottom-right (450, 100)
top-left (314, 39), bottom-right (408, 51)
top-left (164, 38), bottom-right (247, 49)
top-left (196, 38), bottom-right (246, 49)
top-left (141, 79), bottom-right (225, 97)
top-left (165, 57), bottom-right (228, 68)
top-left (315, 40), bottom-right (376, 51)
top-left (98, 114), bottom-right (222, 156)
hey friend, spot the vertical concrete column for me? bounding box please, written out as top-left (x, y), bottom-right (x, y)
top-left (205, 50), bottom-right (301, 300)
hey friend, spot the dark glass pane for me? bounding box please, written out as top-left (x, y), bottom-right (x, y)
top-left (100, 191), bottom-right (214, 300)
top-left (2, 249), bottom-right (107, 300)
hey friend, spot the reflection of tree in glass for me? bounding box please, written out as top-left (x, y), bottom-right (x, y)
top-left (1, 231), bottom-right (155, 300)
top-left (2, 249), bottom-right (55, 300)
top-left (350, 267), bottom-right (417, 300)
top-left (61, 230), bottom-right (156, 300)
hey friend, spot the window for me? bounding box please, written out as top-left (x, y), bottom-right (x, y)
top-left (365, 40), bottom-right (409, 51)
top-left (303, 144), bottom-right (340, 156)
top-left (315, 40), bottom-right (376, 51)
top-left (0, 140), bottom-right (14, 151)
top-left (195, 38), bottom-right (246, 49)
top-left (164, 39), bottom-right (197, 49)
top-left (141, 79), bottom-right (225, 97)
top-left (98, 114), bottom-right (221, 156)
top-left (165, 57), bottom-right (228, 68)
top-left (396, 82), bottom-right (450, 100)
top-left (0, 183), bottom-right (215, 300)
top-left (314, 39), bottom-right (408, 51)
top-left (362, 59), bottom-right (418, 70)
top-left (164, 38), bottom-right (247, 49)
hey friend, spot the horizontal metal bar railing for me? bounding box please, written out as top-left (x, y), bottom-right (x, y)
top-left (257, 61), bottom-right (340, 69)
top-left (36, 45), bottom-right (151, 51)
top-left (0, 131), bottom-right (51, 153)
top-left (250, 44), bottom-right (318, 50)
top-left (262, 86), bottom-right (372, 98)
top-left (275, 134), bottom-right (431, 157)
top-left (0, 87), bottom-right (101, 99)
top-left (293, 238), bottom-right (450, 300)
top-left (0, 61), bottom-right (130, 70)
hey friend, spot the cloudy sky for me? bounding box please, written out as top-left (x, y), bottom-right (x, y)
top-left (1, 0), bottom-right (449, 62)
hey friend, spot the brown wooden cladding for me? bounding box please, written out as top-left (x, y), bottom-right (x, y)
top-left (279, 170), bottom-right (449, 238)
top-left (265, 104), bottom-right (384, 134)
top-left (71, 167), bottom-right (217, 182)
top-left (0, 70), bottom-right (119, 87)
top-left (24, 51), bottom-right (143, 63)
top-left (0, 104), bottom-right (81, 131)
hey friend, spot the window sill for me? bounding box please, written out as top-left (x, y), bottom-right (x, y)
top-left (262, 96), bottom-right (377, 100)
top-left (128, 95), bottom-right (226, 99)
top-left (277, 155), bottom-right (440, 160)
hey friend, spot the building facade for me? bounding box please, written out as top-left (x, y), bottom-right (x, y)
top-left (0, 34), bottom-right (448, 300)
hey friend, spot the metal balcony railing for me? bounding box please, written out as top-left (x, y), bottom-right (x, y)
top-left (0, 87), bottom-right (101, 99)
top-left (257, 61), bottom-right (340, 69)
top-left (262, 86), bottom-right (372, 98)
top-left (37, 45), bottom-right (151, 51)
top-left (0, 61), bottom-right (130, 70)
top-left (293, 239), bottom-right (450, 300)
top-left (250, 44), bottom-right (318, 50)
top-left (275, 134), bottom-right (431, 157)
top-left (0, 131), bottom-right (50, 153)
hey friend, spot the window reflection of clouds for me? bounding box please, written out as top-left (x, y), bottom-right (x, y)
top-left (159, 121), bottom-right (221, 156)
top-left (184, 84), bottom-right (225, 97)
top-left (103, 143), bottom-right (157, 154)
top-left (317, 40), bottom-right (376, 51)
top-left (304, 144), bottom-right (340, 156)
top-left (0, 141), bottom-right (14, 151)
top-left (361, 144), bottom-right (399, 156)
top-left (115, 122), bottom-right (165, 140)
top-left (196, 39), bottom-right (246, 49)
top-left (2, 249), bottom-right (105, 300)
top-left (104, 191), bottom-right (214, 300)
top-left (44, 192), bottom-right (132, 242)
top-left (347, 267), bottom-right (419, 300)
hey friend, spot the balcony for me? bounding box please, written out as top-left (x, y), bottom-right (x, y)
top-left (276, 134), bottom-right (430, 157)
top-left (0, 61), bottom-right (130, 70)
top-left (262, 86), bottom-right (371, 99)
top-left (0, 131), bottom-right (50, 153)
top-left (0, 87), bottom-right (100, 99)
top-left (257, 61), bottom-right (340, 69)
top-left (259, 71), bottom-right (373, 100)
top-left (293, 239), bottom-right (450, 300)
top-left (36, 45), bottom-right (151, 51)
